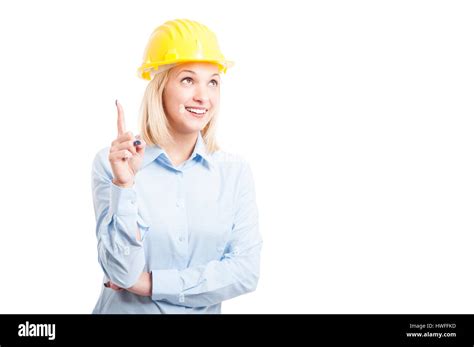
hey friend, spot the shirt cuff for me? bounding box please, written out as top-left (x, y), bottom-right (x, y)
top-left (109, 183), bottom-right (138, 216)
top-left (151, 269), bottom-right (183, 302)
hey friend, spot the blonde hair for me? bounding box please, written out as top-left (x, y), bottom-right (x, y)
top-left (138, 64), bottom-right (220, 153)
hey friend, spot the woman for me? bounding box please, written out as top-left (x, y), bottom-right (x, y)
top-left (91, 19), bottom-right (262, 313)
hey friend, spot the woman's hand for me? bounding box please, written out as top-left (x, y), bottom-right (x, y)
top-left (104, 281), bottom-right (124, 291)
top-left (104, 272), bottom-right (152, 297)
top-left (109, 100), bottom-right (146, 188)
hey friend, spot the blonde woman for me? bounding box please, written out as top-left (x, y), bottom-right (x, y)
top-left (91, 19), bottom-right (262, 313)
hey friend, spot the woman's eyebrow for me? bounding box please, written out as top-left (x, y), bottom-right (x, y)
top-left (178, 70), bottom-right (220, 78)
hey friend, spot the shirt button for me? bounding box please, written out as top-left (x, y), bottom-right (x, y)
top-left (124, 246), bottom-right (130, 255)
top-left (178, 236), bottom-right (184, 242)
top-left (131, 200), bottom-right (136, 205)
top-left (176, 201), bottom-right (180, 207)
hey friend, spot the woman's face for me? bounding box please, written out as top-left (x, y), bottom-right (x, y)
top-left (163, 62), bottom-right (221, 136)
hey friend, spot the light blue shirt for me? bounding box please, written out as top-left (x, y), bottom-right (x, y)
top-left (91, 131), bottom-right (262, 313)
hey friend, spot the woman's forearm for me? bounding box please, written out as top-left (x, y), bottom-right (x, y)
top-left (127, 272), bottom-right (152, 296)
top-left (106, 272), bottom-right (151, 296)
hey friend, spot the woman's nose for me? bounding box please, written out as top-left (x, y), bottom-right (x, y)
top-left (193, 85), bottom-right (210, 103)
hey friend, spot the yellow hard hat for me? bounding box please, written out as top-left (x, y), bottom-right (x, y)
top-left (137, 19), bottom-right (234, 80)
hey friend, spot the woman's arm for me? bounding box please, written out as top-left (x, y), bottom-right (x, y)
top-left (105, 272), bottom-right (152, 296)
top-left (92, 150), bottom-right (149, 289)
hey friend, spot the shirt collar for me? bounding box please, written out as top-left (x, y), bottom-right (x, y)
top-left (141, 131), bottom-right (213, 170)
top-left (190, 131), bottom-right (213, 167)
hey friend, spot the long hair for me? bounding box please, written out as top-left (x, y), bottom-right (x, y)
top-left (138, 65), bottom-right (220, 153)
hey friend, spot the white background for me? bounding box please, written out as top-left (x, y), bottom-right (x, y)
top-left (0, 0), bottom-right (473, 313)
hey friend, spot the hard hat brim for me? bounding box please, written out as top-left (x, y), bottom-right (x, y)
top-left (138, 59), bottom-right (234, 81)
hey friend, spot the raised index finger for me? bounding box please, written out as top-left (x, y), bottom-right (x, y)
top-left (116, 100), bottom-right (126, 136)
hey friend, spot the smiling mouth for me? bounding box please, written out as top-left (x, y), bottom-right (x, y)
top-left (185, 107), bottom-right (208, 117)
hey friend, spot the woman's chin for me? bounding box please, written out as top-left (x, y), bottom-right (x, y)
top-left (184, 117), bottom-right (210, 131)
top-left (178, 121), bottom-right (210, 134)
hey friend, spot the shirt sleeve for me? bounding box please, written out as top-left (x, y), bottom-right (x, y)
top-left (91, 149), bottom-right (150, 289)
top-left (151, 160), bottom-right (262, 307)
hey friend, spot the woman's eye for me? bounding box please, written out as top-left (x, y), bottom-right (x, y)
top-left (209, 79), bottom-right (219, 86)
top-left (181, 77), bottom-right (193, 84)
